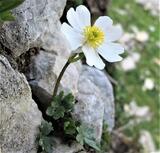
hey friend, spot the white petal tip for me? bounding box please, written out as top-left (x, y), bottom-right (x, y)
top-left (109, 56), bottom-right (123, 63)
top-left (76, 5), bottom-right (88, 10)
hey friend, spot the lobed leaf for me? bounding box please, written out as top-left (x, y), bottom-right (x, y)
top-left (39, 136), bottom-right (53, 153)
top-left (64, 119), bottom-right (77, 135)
top-left (76, 125), bottom-right (100, 151)
top-left (39, 121), bottom-right (54, 136)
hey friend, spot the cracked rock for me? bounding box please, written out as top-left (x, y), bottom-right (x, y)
top-left (0, 55), bottom-right (42, 153)
top-left (73, 66), bottom-right (115, 141)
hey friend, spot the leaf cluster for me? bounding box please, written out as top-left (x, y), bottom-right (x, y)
top-left (46, 91), bottom-right (75, 120)
top-left (38, 121), bottom-right (54, 153)
top-left (76, 125), bottom-right (100, 151)
top-left (0, 0), bottom-right (24, 22)
top-left (38, 91), bottom-right (101, 152)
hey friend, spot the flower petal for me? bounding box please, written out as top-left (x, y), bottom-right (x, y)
top-left (94, 16), bottom-right (113, 31)
top-left (104, 42), bottom-right (125, 54)
top-left (67, 5), bottom-right (91, 32)
top-left (76, 5), bottom-right (91, 27)
top-left (104, 24), bottom-right (123, 42)
top-left (82, 45), bottom-right (105, 70)
top-left (61, 22), bottom-right (83, 51)
top-left (97, 43), bottom-right (124, 62)
top-left (67, 8), bottom-right (82, 32)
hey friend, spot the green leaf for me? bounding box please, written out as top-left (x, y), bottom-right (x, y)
top-left (46, 92), bottom-right (75, 120)
top-left (0, 0), bottom-right (24, 22)
top-left (62, 93), bottom-right (75, 112)
top-left (75, 0), bottom-right (83, 5)
top-left (76, 125), bottom-right (100, 151)
top-left (0, 11), bottom-right (15, 21)
top-left (52, 106), bottom-right (65, 120)
top-left (64, 119), bottom-right (77, 135)
top-left (84, 138), bottom-right (100, 151)
top-left (76, 134), bottom-right (84, 145)
top-left (39, 136), bottom-right (53, 153)
top-left (40, 121), bottom-right (53, 136)
top-left (0, 0), bottom-right (24, 13)
top-left (52, 91), bottom-right (64, 105)
top-left (100, 124), bottom-right (111, 152)
top-left (46, 106), bottom-right (55, 116)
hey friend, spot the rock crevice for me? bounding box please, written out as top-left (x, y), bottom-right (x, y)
top-left (0, 0), bottom-right (115, 152)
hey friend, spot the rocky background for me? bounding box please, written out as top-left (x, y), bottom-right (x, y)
top-left (0, 0), bottom-right (115, 152)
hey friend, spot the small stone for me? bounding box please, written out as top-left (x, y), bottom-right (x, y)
top-left (135, 0), bottom-right (159, 16)
top-left (143, 78), bottom-right (155, 91)
top-left (115, 9), bottom-right (127, 16)
top-left (131, 52), bottom-right (141, 62)
top-left (154, 58), bottom-right (160, 66)
top-left (120, 33), bottom-right (134, 44)
top-left (131, 25), bottom-right (139, 33)
top-left (52, 138), bottom-right (85, 153)
top-left (120, 56), bottom-right (136, 71)
top-left (124, 101), bottom-right (151, 119)
top-left (139, 130), bottom-right (156, 153)
top-left (135, 31), bottom-right (149, 42)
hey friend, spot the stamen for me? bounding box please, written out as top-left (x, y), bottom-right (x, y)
top-left (83, 26), bottom-right (105, 48)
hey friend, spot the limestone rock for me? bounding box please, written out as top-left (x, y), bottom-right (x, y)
top-left (26, 50), bottom-right (82, 111)
top-left (51, 139), bottom-right (85, 153)
top-left (0, 0), bottom-right (67, 57)
top-left (27, 58), bottom-right (115, 142)
top-left (73, 66), bottom-right (115, 141)
top-left (0, 55), bottom-right (42, 153)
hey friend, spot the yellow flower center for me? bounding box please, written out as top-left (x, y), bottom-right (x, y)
top-left (83, 26), bottom-right (105, 48)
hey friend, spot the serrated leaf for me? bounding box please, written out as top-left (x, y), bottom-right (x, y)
top-left (47, 92), bottom-right (75, 120)
top-left (62, 93), bottom-right (75, 112)
top-left (64, 119), bottom-right (77, 135)
top-left (76, 125), bottom-right (100, 151)
top-left (40, 121), bottom-right (53, 136)
top-left (39, 136), bottom-right (53, 153)
top-left (46, 106), bottom-right (55, 116)
top-left (52, 106), bottom-right (65, 120)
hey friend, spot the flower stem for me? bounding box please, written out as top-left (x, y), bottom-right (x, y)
top-left (52, 53), bottom-right (83, 98)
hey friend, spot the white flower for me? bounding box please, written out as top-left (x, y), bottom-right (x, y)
top-left (61, 5), bottom-right (124, 70)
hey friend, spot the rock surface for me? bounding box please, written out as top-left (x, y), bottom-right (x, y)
top-left (0, 55), bottom-right (42, 153)
top-left (73, 66), bottom-right (115, 141)
top-left (0, 0), bottom-right (115, 151)
top-left (26, 50), bottom-right (82, 111)
top-left (0, 0), bottom-right (67, 57)
top-left (51, 139), bottom-right (85, 153)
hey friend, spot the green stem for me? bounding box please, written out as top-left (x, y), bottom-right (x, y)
top-left (52, 53), bottom-right (83, 98)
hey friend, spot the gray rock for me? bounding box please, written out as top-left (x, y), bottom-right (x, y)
top-left (73, 66), bottom-right (115, 141)
top-left (26, 50), bottom-right (82, 108)
top-left (0, 55), bottom-right (42, 153)
top-left (27, 60), bottom-right (115, 142)
top-left (51, 139), bottom-right (85, 153)
top-left (0, 0), bottom-right (67, 57)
